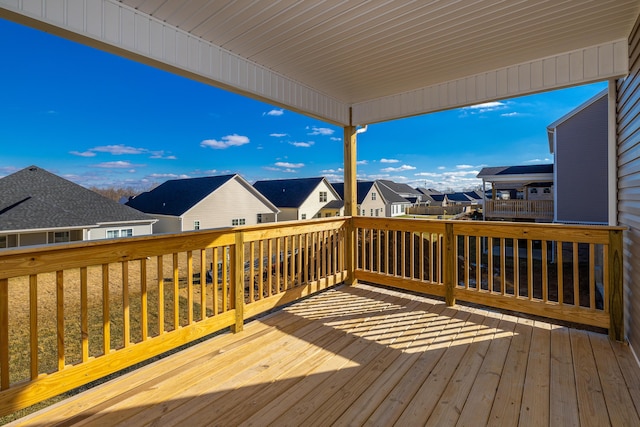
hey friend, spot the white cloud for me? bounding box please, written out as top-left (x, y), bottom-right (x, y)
top-left (274, 162), bottom-right (304, 168)
top-left (148, 173), bottom-right (191, 179)
top-left (456, 164), bottom-right (474, 169)
top-left (380, 158), bottom-right (400, 163)
top-left (501, 112), bottom-right (522, 117)
top-left (70, 150), bottom-right (96, 157)
top-left (437, 166), bottom-right (446, 170)
top-left (201, 134), bottom-right (250, 149)
top-left (290, 141), bottom-right (315, 148)
top-left (149, 151), bottom-right (177, 160)
top-left (92, 161), bottom-right (142, 169)
top-left (270, 133), bottom-right (288, 137)
top-left (466, 101), bottom-right (505, 110)
top-left (357, 160), bottom-right (368, 165)
top-left (321, 168), bottom-right (343, 173)
top-left (381, 164), bottom-right (416, 172)
top-left (525, 158), bottom-right (551, 163)
top-left (307, 126), bottom-right (335, 136)
top-left (330, 137), bottom-right (342, 141)
top-left (93, 144), bottom-right (146, 155)
top-left (264, 109), bottom-right (284, 116)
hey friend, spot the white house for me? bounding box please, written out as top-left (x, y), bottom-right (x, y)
top-left (253, 177), bottom-right (341, 221)
top-left (0, 166), bottom-right (155, 248)
top-left (126, 174), bottom-right (279, 233)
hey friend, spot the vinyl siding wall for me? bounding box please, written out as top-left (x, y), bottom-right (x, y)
top-left (298, 181), bottom-right (340, 220)
top-left (618, 15), bottom-right (640, 350)
top-left (88, 223), bottom-right (154, 240)
top-left (181, 177), bottom-right (277, 230)
top-left (151, 215), bottom-right (182, 234)
top-left (556, 96), bottom-right (609, 224)
top-left (359, 186), bottom-right (387, 217)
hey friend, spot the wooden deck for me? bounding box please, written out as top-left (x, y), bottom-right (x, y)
top-left (10, 283), bottom-right (640, 426)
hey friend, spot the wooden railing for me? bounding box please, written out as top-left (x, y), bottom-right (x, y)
top-left (485, 199), bottom-right (554, 220)
top-left (0, 218), bottom-right (346, 417)
top-left (353, 217), bottom-right (623, 338)
top-left (0, 216), bottom-right (624, 417)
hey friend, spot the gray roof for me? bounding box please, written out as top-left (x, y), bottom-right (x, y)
top-left (127, 174), bottom-right (238, 216)
top-left (323, 200), bottom-right (344, 209)
top-left (375, 181), bottom-right (411, 204)
top-left (0, 166), bottom-right (153, 232)
top-left (377, 180), bottom-right (422, 196)
top-left (477, 164), bottom-right (554, 179)
top-left (253, 177), bottom-right (331, 208)
top-left (331, 181), bottom-right (375, 204)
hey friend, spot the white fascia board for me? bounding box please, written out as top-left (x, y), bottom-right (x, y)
top-left (0, 0), bottom-right (350, 126)
top-left (0, 225), bottom-right (96, 234)
top-left (96, 219), bottom-right (157, 226)
top-left (352, 40), bottom-right (628, 125)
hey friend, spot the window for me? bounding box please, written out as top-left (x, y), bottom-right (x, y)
top-left (0, 236), bottom-right (6, 248)
top-left (301, 214), bottom-right (307, 220)
top-left (543, 188), bottom-right (551, 194)
top-left (375, 209), bottom-right (380, 217)
top-left (232, 218), bottom-right (246, 226)
top-left (325, 213), bottom-right (332, 217)
top-left (319, 191), bottom-right (327, 202)
top-left (370, 209), bottom-right (373, 216)
top-left (194, 220), bottom-right (200, 230)
top-left (48, 231), bottom-right (70, 243)
top-left (106, 228), bottom-right (133, 239)
top-left (530, 188), bottom-right (538, 194)
top-left (371, 192), bottom-right (377, 200)
top-left (257, 213), bottom-right (263, 223)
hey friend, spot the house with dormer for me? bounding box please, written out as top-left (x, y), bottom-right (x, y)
top-left (126, 174), bottom-right (278, 232)
top-left (253, 177), bottom-right (341, 221)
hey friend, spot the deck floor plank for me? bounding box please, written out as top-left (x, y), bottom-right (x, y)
top-left (455, 313), bottom-right (518, 427)
top-left (425, 309), bottom-right (502, 426)
top-left (8, 283), bottom-right (640, 427)
top-left (589, 331), bottom-right (640, 426)
top-left (570, 328), bottom-right (609, 427)
top-left (519, 320), bottom-right (551, 427)
top-left (486, 317), bottom-right (534, 426)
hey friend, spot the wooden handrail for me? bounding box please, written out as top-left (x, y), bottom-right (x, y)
top-left (0, 216), bottom-right (625, 417)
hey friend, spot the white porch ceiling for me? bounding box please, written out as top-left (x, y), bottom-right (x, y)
top-left (1, 0), bottom-right (639, 125)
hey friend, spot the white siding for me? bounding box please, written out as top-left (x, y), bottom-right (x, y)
top-left (277, 208), bottom-right (299, 222)
top-left (88, 223), bottom-right (154, 240)
top-left (182, 177), bottom-right (277, 229)
top-left (360, 186), bottom-right (387, 217)
top-left (298, 181), bottom-right (340, 220)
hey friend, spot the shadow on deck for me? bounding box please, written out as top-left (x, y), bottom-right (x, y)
top-left (9, 283), bottom-right (640, 426)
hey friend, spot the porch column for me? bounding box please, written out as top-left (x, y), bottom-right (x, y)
top-left (344, 124), bottom-right (357, 285)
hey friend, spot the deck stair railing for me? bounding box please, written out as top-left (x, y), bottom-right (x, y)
top-left (0, 216), bottom-right (623, 417)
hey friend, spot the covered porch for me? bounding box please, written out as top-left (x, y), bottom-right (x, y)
top-left (1, 1), bottom-right (640, 424)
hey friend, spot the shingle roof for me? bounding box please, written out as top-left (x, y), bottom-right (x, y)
top-left (377, 180), bottom-right (422, 196)
top-left (323, 200), bottom-right (344, 209)
top-left (331, 181), bottom-right (374, 204)
top-left (376, 182), bottom-right (411, 203)
top-left (430, 194), bottom-right (446, 202)
top-left (253, 177), bottom-right (327, 208)
top-left (126, 174), bottom-right (236, 216)
top-left (477, 164), bottom-right (554, 178)
top-left (0, 166), bottom-right (153, 232)
top-left (446, 192), bottom-right (473, 202)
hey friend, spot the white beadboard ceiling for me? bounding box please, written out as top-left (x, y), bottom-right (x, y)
top-left (1, 0), bottom-right (639, 125)
top-left (121, 0), bottom-right (639, 101)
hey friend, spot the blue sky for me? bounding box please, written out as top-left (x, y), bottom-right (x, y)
top-left (1, 18), bottom-right (607, 192)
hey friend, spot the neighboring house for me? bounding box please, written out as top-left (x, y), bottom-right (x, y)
top-left (126, 174), bottom-right (279, 233)
top-left (445, 192), bottom-right (476, 206)
top-left (547, 90), bottom-right (609, 224)
top-left (476, 165), bottom-right (554, 222)
top-left (0, 166), bottom-right (155, 248)
top-left (377, 180), bottom-right (424, 205)
top-left (332, 180), bottom-right (412, 217)
top-left (253, 177), bottom-right (341, 221)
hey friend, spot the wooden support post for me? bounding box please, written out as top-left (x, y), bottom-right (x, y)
top-left (231, 231), bottom-right (245, 333)
top-left (444, 222), bottom-right (456, 306)
top-left (344, 122), bottom-right (358, 286)
top-left (608, 229), bottom-right (624, 341)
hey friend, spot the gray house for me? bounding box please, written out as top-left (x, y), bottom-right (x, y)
top-left (547, 90), bottom-right (609, 224)
top-left (126, 174), bottom-right (279, 233)
top-left (0, 166), bottom-right (155, 248)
